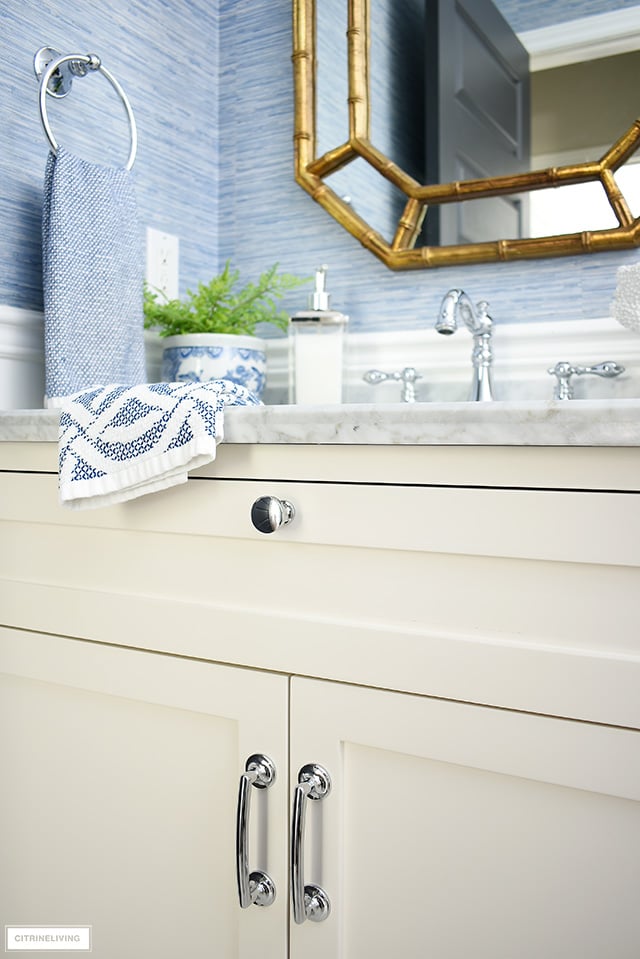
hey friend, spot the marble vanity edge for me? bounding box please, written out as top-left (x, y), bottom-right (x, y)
top-left (2, 400), bottom-right (640, 447)
top-left (221, 400), bottom-right (640, 447)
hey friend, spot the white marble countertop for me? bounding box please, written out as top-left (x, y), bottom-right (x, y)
top-left (1, 398), bottom-right (639, 446)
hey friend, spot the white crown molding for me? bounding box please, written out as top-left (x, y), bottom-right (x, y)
top-left (519, 8), bottom-right (640, 72)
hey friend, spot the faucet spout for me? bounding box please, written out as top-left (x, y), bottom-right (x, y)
top-left (435, 288), bottom-right (495, 402)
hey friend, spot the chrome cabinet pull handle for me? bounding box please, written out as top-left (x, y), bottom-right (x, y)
top-left (291, 763), bottom-right (331, 924)
top-left (251, 496), bottom-right (296, 534)
top-left (236, 754), bottom-right (276, 908)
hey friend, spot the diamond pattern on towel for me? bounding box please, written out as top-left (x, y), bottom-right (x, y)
top-left (58, 379), bottom-right (260, 510)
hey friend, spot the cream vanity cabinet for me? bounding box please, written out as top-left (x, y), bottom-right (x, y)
top-left (1, 440), bottom-right (640, 959)
top-left (0, 629), bottom-right (290, 958)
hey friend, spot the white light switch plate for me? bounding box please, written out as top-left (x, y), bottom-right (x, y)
top-left (145, 227), bottom-right (179, 300)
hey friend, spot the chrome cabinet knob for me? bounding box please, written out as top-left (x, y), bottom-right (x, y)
top-left (251, 496), bottom-right (296, 534)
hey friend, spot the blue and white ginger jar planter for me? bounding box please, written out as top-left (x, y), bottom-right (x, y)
top-left (161, 333), bottom-right (267, 399)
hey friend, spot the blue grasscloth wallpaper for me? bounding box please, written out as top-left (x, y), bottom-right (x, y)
top-left (1, 0), bottom-right (220, 312)
top-left (2, 0), bottom-right (640, 333)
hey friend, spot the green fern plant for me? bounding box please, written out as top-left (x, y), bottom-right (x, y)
top-left (144, 261), bottom-right (308, 338)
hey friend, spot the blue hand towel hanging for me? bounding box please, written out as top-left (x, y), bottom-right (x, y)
top-left (42, 147), bottom-right (147, 404)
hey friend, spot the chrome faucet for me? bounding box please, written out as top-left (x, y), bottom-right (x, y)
top-left (436, 289), bottom-right (495, 401)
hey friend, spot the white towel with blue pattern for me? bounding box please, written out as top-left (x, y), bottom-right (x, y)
top-left (42, 148), bottom-right (147, 404)
top-left (58, 380), bottom-right (260, 510)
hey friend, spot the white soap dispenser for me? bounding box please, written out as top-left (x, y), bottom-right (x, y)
top-left (288, 265), bottom-right (349, 404)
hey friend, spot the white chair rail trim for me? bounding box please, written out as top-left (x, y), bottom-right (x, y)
top-left (2, 305), bottom-right (638, 407)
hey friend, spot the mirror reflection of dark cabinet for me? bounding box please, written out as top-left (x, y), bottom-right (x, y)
top-left (423, 0), bottom-right (531, 246)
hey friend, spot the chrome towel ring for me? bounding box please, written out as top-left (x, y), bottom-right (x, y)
top-left (34, 46), bottom-right (137, 170)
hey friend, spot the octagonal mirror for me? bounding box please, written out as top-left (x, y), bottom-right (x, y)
top-left (292, 0), bottom-right (640, 270)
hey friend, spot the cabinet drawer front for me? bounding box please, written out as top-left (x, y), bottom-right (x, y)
top-left (1, 470), bottom-right (639, 565)
top-left (2, 470), bottom-right (640, 727)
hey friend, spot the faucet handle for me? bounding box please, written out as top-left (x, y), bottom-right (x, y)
top-left (548, 360), bottom-right (625, 400)
top-left (363, 367), bottom-right (422, 403)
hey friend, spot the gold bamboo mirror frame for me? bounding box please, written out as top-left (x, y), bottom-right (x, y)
top-left (292, 0), bottom-right (640, 270)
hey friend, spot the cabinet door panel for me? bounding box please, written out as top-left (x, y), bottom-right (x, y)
top-left (290, 677), bottom-right (640, 959)
top-left (0, 627), bottom-right (288, 959)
